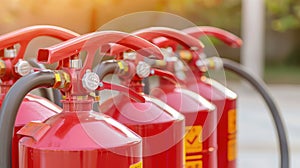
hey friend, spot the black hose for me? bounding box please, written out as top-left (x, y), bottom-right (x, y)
top-left (28, 59), bottom-right (62, 107)
top-left (27, 59), bottom-right (51, 100)
top-left (52, 89), bottom-right (63, 107)
top-left (93, 60), bottom-right (120, 111)
top-left (221, 58), bottom-right (289, 168)
top-left (143, 78), bottom-right (150, 94)
top-left (0, 71), bottom-right (56, 168)
top-left (94, 60), bottom-right (119, 80)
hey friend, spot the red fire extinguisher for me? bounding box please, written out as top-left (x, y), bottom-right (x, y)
top-left (0, 31), bottom-right (167, 168)
top-left (110, 27), bottom-right (218, 168)
top-left (151, 26), bottom-right (242, 168)
top-left (95, 58), bottom-right (185, 168)
top-left (0, 25), bottom-right (79, 168)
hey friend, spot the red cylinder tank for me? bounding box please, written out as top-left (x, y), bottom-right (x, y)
top-left (97, 60), bottom-right (185, 168)
top-left (110, 27), bottom-right (219, 168)
top-left (151, 84), bottom-right (217, 168)
top-left (152, 26), bottom-right (241, 168)
top-left (156, 56), bottom-right (237, 168)
top-left (182, 26), bottom-right (240, 168)
top-left (18, 99), bottom-right (142, 168)
top-left (101, 93), bottom-right (185, 168)
top-left (186, 76), bottom-right (237, 168)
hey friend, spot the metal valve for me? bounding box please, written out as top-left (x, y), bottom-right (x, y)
top-left (136, 61), bottom-right (151, 78)
top-left (14, 59), bottom-right (32, 76)
top-left (82, 70), bottom-right (100, 92)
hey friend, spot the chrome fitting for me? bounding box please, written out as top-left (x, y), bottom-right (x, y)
top-left (15, 59), bottom-right (32, 76)
top-left (82, 70), bottom-right (100, 92)
top-left (136, 61), bottom-right (150, 78)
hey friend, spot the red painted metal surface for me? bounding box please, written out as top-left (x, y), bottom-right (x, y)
top-left (146, 65), bottom-right (218, 168)
top-left (37, 31), bottom-right (164, 96)
top-left (18, 100), bottom-right (142, 168)
top-left (181, 27), bottom-right (240, 168)
top-left (110, 27), bottom-right (204, 57)
top-left (151, 83), bottom-right (217, 168)
top-left (1, 94), bottom-right (60, 168)
top-left (156, 68), bottom-right (237, 168)
top-left (0, 25), bottom-right (80, 168)
top-left (100, 94), bottom-right (185, 168)
top-left (97, 57), bottom-right (185, 167)
top-left (186, 76), bottom-right (237, 168)
top-left (17, 31), bottom-right (161, 167)
top-left (112, 28), bottom-right (218, 168)
top-left (151, 27), bottom-right (240, 168)
top-left (182, 26), bottom-right (242, 48)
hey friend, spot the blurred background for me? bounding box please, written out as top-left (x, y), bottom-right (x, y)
top-left (1, 0), bottom-right (299, 83)
top-left (0, 0), bottom-right (299, 167)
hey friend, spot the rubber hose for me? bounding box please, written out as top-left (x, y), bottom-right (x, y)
top-left (28, 59), bottom-right (62, 107)
top-left (27, 59), bottom-right (52, 100)
top-left (52, 89), bottom-right (63, 107)
top-left (221, 58), bottom-right (289, 168)
top-left (143, 78), bottom-right (150, 94)
top-left (93, 61), bottom-right (120, 111)
top-left (0, 71), bottom-right (56, 168)
top-left (94, 60), bottom-right (119, 80)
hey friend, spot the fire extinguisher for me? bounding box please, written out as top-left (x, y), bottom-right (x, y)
top-left (149, 26), bottom-right (242, 168)
top-left (0, 30), bottom-right (168, 168)
top-left (110, 27), bottom-right (218, 168)
top-left (95, 59), bottom-right (185, 168)
top-left (0, 25), bottom-right (79, 168)
top-left (176, 26), bottom-right (289, 168)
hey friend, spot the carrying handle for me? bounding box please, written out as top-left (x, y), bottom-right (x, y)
top-left (0, 25), bottom-right (79, 65)
top-left (149, 68), bottom-right (178, 85)
top-left (97, 81), bottom-right (145, 103)
top-left (183, 26), bottom-right (243, 48)
top-left (110, 27), bottom-right (204, 56)
top-left (37, 31), bottom-right (164, 77)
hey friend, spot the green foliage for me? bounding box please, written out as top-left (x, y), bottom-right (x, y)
top-left (266, 0), bottom-right (300, 31)
top-left (158, 0), bottom-right (300, 32)
top-left (156, 0), bottom-right (242, 30)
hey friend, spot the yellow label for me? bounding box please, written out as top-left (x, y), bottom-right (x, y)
top-left (130, 161), bottom-right (142, 168)
top-left (185, 126), bottom-right (203, 168)
top-left (185, 126), bottom-right (203, 153)
top-left (227, 109), bottom-right (237, 161)
top-left (227, 139), bottom-right (237, 161)
top-left (228, 109), bottom-right (237, 134)
top-left (186, 160), bottom-right (202, 168)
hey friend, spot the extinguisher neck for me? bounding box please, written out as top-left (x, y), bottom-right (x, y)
top-left (61, 96), bottom-right (93, 112)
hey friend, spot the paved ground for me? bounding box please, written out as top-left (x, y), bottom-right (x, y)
top-left (228, 83), bottom-right (300, 168)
